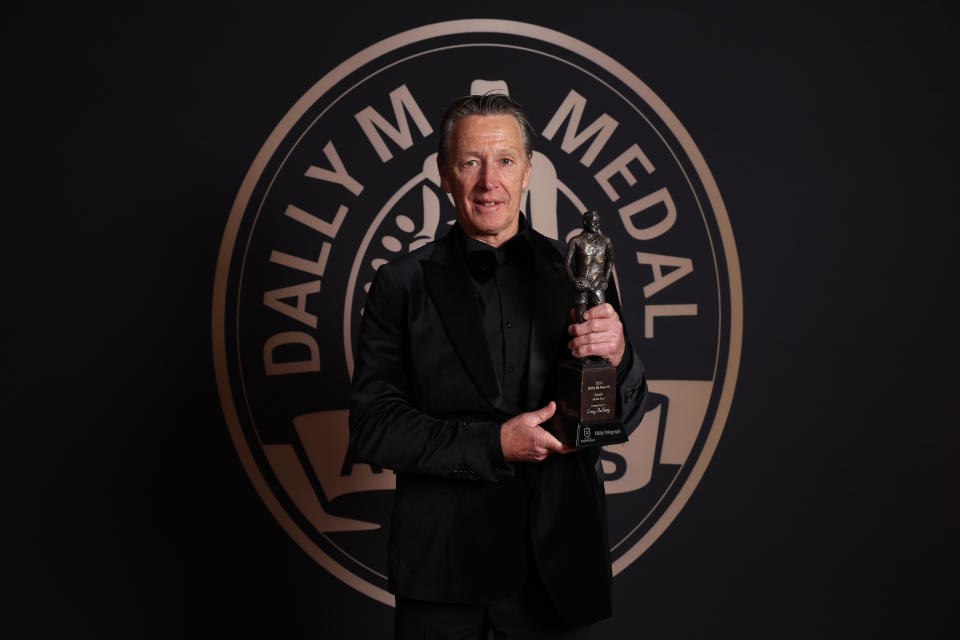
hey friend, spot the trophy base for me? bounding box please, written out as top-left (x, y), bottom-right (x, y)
top-left (551, 416), bottom-right (627, 448)
top-left (550, 359), bottom-right (627, 448)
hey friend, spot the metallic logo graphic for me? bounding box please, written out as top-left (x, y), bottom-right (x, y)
top-left (213, 19), bottom-right (742, 606)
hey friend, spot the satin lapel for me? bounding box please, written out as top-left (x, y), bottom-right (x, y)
top-left (527, 234), bottom-right (573, 408)
top-left (421, 233), bottom-right (504, 409)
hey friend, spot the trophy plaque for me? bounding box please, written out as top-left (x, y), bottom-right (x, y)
top-left (553, 359), bottom-right (626, 447)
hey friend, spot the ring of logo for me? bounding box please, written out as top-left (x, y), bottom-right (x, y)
top-left (213, 19), bottom-right (743, 606)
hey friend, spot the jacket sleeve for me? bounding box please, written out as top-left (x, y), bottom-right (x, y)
top-left (348, 264), bottom-right (513, 482)
top-left (607, 279), bottom-right (648, 433)
top-left (615, 338), bottom-right (648, 435)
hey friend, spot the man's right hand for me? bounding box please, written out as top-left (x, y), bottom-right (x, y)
top-left (500, 401), bottom-right (576, 462)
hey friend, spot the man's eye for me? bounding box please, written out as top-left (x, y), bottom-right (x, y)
top-left (500, 158), bottom-right (513, 166)
top-left (464, 160), bottom-right (478, 167)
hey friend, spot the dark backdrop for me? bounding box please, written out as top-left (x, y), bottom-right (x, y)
top-left (6, 2), bottom-right (957, 638)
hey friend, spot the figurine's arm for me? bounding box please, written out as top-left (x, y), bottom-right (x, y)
top-left (602, 236), bottom-right (615, 287)
top-left (565, 237), bottom-right (589, 289)
top-left (563, 237), bottom-right (578, 282)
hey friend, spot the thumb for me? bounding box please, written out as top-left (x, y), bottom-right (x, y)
top-left (533, 401), bottom-right (556, 424)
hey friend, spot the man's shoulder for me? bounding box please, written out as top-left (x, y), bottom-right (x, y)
top-left (380, 241), bottom-right (436, 271)
top-left (373, 232), bottom-right (449, 287)
top-left (527, 226), bottom-right (567, 260)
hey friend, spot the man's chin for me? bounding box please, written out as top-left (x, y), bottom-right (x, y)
top-left (459, 212), bottom-right (519, 237)
top-left (469, 204), bottom-right (509, 220)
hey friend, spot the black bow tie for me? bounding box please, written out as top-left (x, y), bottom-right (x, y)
top-left (465, 238), bottom-right (533, 282)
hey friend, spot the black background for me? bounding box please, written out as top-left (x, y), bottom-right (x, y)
top-left (5, 2), bottom-right (957, 638)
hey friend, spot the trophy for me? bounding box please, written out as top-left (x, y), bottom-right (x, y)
top-left (550, 210), bottom-right (628, 447)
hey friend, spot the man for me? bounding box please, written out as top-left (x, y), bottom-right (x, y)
top-left (565, 210), bottom-right (615, 327)
top-left (349, 94), bottom-right (647, 639)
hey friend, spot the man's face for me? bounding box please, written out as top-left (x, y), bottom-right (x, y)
top-left (439, 114), bottom-right (532, 247)
top-left (585, 213), bottom-right (600, 233)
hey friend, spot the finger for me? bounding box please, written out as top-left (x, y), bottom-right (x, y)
top-left (568, 331), bottom-right (594, 348)
top-left (577, 319), bottom-right (624, 341)
top-left (569, 319), bottom-right (597, 336)
top-left (569, 323), bottom-right (616, 343)
top-left (570, 342), bottom-right (608, 359)
top-left (582, 303), bottom-right (615, 321)
top-left (583, 302), bottom-right (617, 320)
top-left (570, 338), bottom-right (621, 359)
top-left (569, 336), bottom-right (613, 356)
top-left (569, 316), bottom-right (618, 336)
top-left (539, 429), bottom-right (567, 453)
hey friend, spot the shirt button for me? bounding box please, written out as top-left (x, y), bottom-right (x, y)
top-left (506, 321), bottom-right (513, 329)
top-left (500, 280), bottom-right (507, 286)
top-left (507, 365), bottom-right (515, 373)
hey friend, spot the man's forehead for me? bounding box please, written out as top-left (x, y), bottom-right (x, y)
top-left (452, 115), bottom-right (524, 144)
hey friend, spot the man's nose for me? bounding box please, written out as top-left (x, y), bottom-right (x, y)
top-left (479, 162), bottom-right (499, 189)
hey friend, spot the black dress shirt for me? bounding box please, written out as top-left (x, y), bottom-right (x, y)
top-left (459, 221), bottom-right (536, 414)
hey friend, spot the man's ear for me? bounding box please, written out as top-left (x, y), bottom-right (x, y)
top-left (437, 160), bottom-right (451, 193)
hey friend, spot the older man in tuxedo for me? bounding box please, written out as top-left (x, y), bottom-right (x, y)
top-left (349, 94), bottom-right (647, 639)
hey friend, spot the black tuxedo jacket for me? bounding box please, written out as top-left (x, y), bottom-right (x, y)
top-left (349, 221), bottom-right (647, 627)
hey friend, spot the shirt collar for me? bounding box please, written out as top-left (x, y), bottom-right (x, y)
top-left (458, 215), bottom-right (534, 282)
top-left (456, 214), bottom-right (532, 254)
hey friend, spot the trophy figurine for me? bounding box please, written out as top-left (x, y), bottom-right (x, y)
top-left (550, 210), bottom-right (628, 447)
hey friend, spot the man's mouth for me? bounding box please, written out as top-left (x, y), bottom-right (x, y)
top-left (474, 200), bottom-right (503, 209)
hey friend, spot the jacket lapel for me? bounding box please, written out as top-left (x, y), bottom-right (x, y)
top-left (526, 232), bottom-right (573, 408)
top-left (422, 229), bottom-right (505, 410)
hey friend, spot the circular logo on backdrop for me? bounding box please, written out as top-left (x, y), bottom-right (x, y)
top-left (213, 19), bottom-right (742, 606)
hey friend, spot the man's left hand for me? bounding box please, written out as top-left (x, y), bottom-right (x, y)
top-left (568, 303), bottom-right (625, 366)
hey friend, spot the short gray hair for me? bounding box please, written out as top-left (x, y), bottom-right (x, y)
top-left (437, 94), bottom-right (534, 170)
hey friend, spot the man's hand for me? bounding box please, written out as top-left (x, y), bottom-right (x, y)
top-left (568, 302), bottom-right (626, 366)
top-left (500, 401), bottom-right (575, 462)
